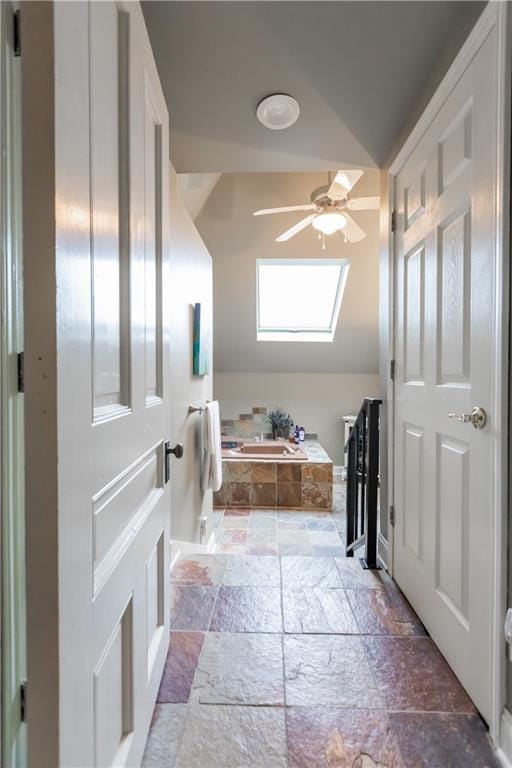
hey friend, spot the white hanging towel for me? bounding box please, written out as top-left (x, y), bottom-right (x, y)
top-left (201, 400), bottom-right (223, 492)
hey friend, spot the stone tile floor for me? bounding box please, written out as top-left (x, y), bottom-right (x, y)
top-left (142, 481), bottom-right (499, 767)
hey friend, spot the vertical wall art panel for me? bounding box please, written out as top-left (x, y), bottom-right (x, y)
top-left (192, 302), bottom-right (210, 376)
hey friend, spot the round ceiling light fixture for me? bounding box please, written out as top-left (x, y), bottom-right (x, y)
top-left (312, 211), bottom-right (347, 236)
top-left (256, 93), bottom-right (300, 130)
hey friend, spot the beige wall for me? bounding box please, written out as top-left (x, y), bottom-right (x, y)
top-left (214, 372), bottom-right (380, 466)
top-left (169, 168), bottom-right (213, 543)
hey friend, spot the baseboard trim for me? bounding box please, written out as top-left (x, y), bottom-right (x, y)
top-left (377, 532), bottom-right (388, 570)
top-left (498, 709), bottom-right (512, 767)
top-left (170, 547), bottom-right (180, 571)
top-left (170, 531), bottom-right (217, 566)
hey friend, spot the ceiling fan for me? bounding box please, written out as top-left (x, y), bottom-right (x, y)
top-left (253, 170), bottom-right (379, 246)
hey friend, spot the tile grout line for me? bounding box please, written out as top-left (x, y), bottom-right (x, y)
top-left (166, 551), bottom-right (227, 767)
top-left (279, 553), bottom-right (291, 767)
top-left (172, 550), bottom-right (228, 765)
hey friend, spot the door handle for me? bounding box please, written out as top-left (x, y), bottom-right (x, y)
top-left (164, 441), bottom-right (184, 483)
top-left (448, 406), bottom-right (487, 429)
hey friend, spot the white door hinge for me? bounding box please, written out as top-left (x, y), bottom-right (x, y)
top-left (391, 210), bottom-right (397, 233)
top-left (389, 505), bottom-right (395, 527)
top-left (389, 359), bottom-right (396, 381)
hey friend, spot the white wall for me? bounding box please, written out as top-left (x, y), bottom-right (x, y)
top-left (214, 372), bottom-right (380, 466)
top-left (170, 168), bottom-right (213, 543)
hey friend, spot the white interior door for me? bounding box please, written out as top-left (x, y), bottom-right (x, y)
top-left (394, 20), bottom-right (502, 723)
top-left (53, 3), bottom-right (170, 765)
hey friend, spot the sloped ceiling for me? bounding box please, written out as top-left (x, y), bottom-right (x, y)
top-left (176, 173), bottom-right (221, 221)
top-left (142, 1), bottom-right (485, 173)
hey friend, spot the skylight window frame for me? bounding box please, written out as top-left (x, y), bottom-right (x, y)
top-left (256, 257), bottom-right (350, 343)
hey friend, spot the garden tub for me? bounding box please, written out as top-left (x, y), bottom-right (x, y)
top-left (214, 439), bottom-right (333, 510)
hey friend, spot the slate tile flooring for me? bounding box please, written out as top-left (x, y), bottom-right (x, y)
top-left (143, 483), bottom-right (499, 767)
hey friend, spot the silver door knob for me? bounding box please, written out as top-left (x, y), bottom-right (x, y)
top-left (448, 406), bottom-right (487, 429)
top-left (505, 609), bottom-right (512, 645)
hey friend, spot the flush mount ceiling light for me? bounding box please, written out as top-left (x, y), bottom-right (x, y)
top-left (312, 211), bottom-right (347, 236)
top-left (256, 94), bottom-right (300, 130)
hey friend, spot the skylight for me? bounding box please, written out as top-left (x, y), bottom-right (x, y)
top-left (256, 258), bottom-right (350, 342)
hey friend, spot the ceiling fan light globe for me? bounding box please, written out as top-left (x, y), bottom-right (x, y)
top-left (312, 211), bottom-right (347, 235)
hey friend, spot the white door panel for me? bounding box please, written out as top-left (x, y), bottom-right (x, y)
top-left (54, 3), bottom-right (171, 765)
top-left (90, 2), bottom-right (127, 416)
top-left (394, 27), bottom-right (498, 722)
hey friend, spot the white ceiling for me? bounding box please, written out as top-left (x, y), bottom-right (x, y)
top-left (142, 1), bottom-right (485, 173)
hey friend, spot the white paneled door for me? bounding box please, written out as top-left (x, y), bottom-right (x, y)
top-left (394, 18), bottom-right (503, 724)
top-left (54, 3), bottom-right (170, 765)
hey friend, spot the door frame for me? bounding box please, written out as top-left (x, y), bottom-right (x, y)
top-left (0, 2), bottom-right (26, 766)
top-left (386, 0), bottom-right (510, 745)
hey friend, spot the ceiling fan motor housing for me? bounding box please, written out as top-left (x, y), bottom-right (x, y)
top-left (310, 184), bottom-right (348, 209)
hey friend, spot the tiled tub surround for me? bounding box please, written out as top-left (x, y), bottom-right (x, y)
top-left (214, 440), bottom-right (333, 511)
top-left (220, 405), bottom-right (319, 442)
top-left (143, 505), bottom-right (500, 767)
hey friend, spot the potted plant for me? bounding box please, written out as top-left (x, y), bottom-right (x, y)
top-left (267, 408), bottom-right (293, 440)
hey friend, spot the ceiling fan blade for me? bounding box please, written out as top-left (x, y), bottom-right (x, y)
top-left (275, 214), bottom-right (317, 242)
top-left (342, 213), bottom-right (366, 242)
top-left (328, 169), bottom-right (364, 199)
top-left (346, 195), bottom-right (380, 211)
top-left (254, 204), bottom-right (317, 216)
